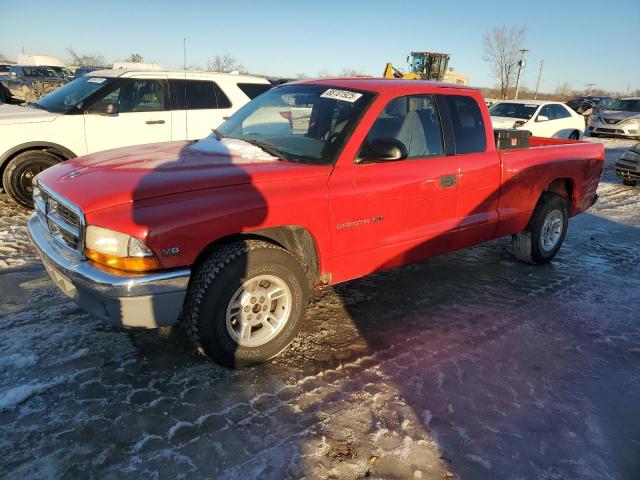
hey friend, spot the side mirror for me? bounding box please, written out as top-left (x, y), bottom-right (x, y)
top-left (536, 115), bottom-right (549, 122)
top-left (358, 138), bottom-right (408, 163)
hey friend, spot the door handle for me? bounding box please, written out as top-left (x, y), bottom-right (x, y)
top-left (145, 120), bottom-right (165, 125)
top-left (439, 174), bottom-right (457, 188)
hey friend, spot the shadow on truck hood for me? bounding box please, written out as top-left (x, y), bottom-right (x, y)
top-left (37, 138), bottom-right (332, 213)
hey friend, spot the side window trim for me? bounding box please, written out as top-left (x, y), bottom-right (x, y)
top-left (434, 94), bottom-right (455, 156)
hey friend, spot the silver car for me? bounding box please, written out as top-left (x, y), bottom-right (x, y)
top-left (588, 97), bottom-right (640, 139)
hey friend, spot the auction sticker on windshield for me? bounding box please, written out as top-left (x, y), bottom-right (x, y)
top-left (87, 78), bottom-right (106, 84)
top-left (321, 89), bottom-right (363, 103)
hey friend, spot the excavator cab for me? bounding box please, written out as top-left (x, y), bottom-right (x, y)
top-left (408, 52), bottom-right (450, 82)
top-left (383, 51), bottom-right (450, 82)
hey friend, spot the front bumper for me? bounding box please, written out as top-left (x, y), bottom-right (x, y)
top-left (589, 121), bottom-right (640, 138)
top-left (28, 214), bottom-right (190, 328)
top-left (615, 158), bottom-right (640, 181)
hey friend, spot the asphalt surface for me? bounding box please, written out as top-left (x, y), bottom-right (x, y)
top-left (1, 137), bottom-right (639, 479)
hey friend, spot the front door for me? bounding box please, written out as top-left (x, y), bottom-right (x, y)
top-left (329, 94), bottom-right (460, 281)
top-left (84, 77), bottom-right (172, 154)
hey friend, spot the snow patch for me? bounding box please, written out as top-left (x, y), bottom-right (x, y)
top-left (188, 136), bottom-right (279, 163)
top-left (0, 377), bottom-right (64, 411)
top-left (0, 352), bottom-right (38, 369)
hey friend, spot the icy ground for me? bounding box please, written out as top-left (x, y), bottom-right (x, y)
top-left (1, 137), bottom-right (639, 479)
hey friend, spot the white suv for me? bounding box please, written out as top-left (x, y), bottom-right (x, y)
top-left (0, 69), bottom-right (272, 207)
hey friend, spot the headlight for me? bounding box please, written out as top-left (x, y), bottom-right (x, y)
top-left (622, 149), bottom-right (640, 161)
top-left (513, 120), bottom-right (526, 128)
top-left (85, 225), bottom-right (160, 272)
top-left (621, 116), bottom-right (640, 125)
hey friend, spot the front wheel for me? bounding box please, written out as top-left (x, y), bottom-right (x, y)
top-left (512, 192), bottom-right (569, 265)
top-left (183, 240), bottom-right (309, 367)
top-left (2, 150), bottom-right (61, 209)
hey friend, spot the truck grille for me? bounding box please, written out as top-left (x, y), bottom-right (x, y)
top-left (34, 182), bottom-right (84, 252)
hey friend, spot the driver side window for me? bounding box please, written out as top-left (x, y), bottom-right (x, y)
top-left (364, 95), bottom-right (444, 158)
top-left (92, 79), bottom-right (166, 113)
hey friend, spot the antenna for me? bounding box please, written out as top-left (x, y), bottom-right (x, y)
top-left (184, 37), bottom-right (188, 140)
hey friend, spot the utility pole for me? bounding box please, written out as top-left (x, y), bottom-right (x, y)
top-left (514, 49), bottom-right (529, 100)
top-left (534, 59), bottom-right (544, 100)
top-left (586, 83), bottom-right (596, 95)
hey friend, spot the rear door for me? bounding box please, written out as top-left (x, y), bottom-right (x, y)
top-left (329, 94), bottom-right (460, 279)
top-left (83, 77), bottom-right (171, 153)
top-left (169, 78), bottom-right (235, 141)
top-left (442, 94), bottom-right (500, 247)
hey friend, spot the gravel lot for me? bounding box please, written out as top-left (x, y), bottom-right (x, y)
top-left (1, 137), bottom-right (639, 479)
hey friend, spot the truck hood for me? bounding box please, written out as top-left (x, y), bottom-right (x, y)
top-left (37, 138), bottom-right (332, 213)
top-left (0, 103), bottom-right (59, 124)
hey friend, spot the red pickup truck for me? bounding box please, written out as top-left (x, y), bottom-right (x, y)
top-left (28, 79), bottom-right (604, 367)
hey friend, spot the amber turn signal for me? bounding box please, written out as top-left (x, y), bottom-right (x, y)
top-left (85, 248), bottom-right (161, 273)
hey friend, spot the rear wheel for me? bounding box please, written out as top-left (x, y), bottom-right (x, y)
top-left (2, 150), bottom-right (61, 209)
top-left (512, 192), bottom-right (569, 265)
top-left (183, 240), bottom-right (309, 367)
top-left (623, 178), bottom-right (637, 187)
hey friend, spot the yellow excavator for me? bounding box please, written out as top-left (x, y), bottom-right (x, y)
top-left (383, 51), bottom-right (450, 81)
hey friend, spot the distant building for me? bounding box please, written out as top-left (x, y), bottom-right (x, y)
top-left (443, 68), bottom-right (468, 85)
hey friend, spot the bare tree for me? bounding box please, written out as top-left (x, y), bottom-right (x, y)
top-left (206, 54), bottom-right (242, 73)
top-left (0, 53), bottom-right (10, 63)
top-left (126, 53), bottom-right (144, 63)
top-left (554, 82), bottom-right (573, 99)
top-left (482, 25), bottom-right (527, 99)
top-left (339, 67), bottom-right (367, 77)
top-left (66, 47), bottom-right (106, 67)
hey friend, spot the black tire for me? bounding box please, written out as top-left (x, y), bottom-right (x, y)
top-left (512, 192), bottom-right (569, 265)
top-left (2, 150), bottom-right (61, 209)
top-left (568, 130), bottom-right (580, 140)
top-left (623, 178), bottom-right (637, 187)
top-left (183, 240), bottom-right (309, 367)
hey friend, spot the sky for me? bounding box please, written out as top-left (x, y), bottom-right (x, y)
top-left (1, 0), bottom-right (638, 94)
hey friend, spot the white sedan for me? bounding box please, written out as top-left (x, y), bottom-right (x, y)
top-left (490, 100), bottom-right (584, 139)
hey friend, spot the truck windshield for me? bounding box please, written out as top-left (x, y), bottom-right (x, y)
top-left (606, 99), bottom-right (640, 112)
top-left (489, 102), bottom-right (539, 120)
top-left (33, 76), bottom-right (114, 113)
top-left (216, 84), bottom-right (374, 165)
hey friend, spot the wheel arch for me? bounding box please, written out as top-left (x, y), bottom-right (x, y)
top-left (0, 142), bottom-right (76, 181)
top-left (191, 225), bottom-right (321, 288)
top-left (544, 177), bottom-right (576, 212)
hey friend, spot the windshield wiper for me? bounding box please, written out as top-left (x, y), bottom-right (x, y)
top-left (235, 138), bottom-right (292, 162)
top-left (212, 128), bottom-right (225, 140)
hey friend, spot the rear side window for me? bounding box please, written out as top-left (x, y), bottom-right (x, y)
top-left (169, 79), bottom-right (232, 110)
top-left (237, 82), bottom-right (272, 99)
top-left (552, 104), bottom-right (572, 119)
top-left (445, 95), bottom-right (486, 154)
